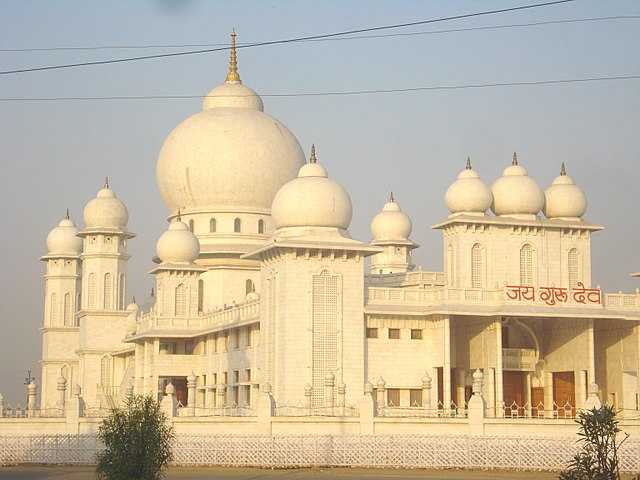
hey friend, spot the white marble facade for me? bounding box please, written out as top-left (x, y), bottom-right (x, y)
top-left (37, 34), bottom-right (640, 422)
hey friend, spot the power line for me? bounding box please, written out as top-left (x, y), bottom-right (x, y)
top-left (1, 74), bottom-right (637, 102)
top-left (0, 0), bottom-right (578, 75)
top-left (1, 15), bottom-right (637, 53)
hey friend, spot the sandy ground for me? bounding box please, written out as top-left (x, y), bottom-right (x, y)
top-left (0, 465), bottom-right (568, 479)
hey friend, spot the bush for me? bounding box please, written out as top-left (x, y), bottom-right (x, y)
top-left (96, 394), bottom-right (174, 480)
top-left (559, 405), bottom-right (632, 480)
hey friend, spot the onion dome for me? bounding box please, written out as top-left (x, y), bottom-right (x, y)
top-left (271, 145), bottom-right (353, 230)
top-left (46, 210), bottom-right (83, 256)
top-left (156, 215), bottom-right (200, 264)
top-left (371, 192), bottom-right (413, 241)
top-left (126, 298), bottom-right (139, 312)
top-left (156, 31), bottom-right (304, 216)
top-left (83, 178), bottom-right (129, 229)
top-left (544, 163), bottom-right (587, 220)
top-left (445, 157), bottom-right (493, 216)
top-left (491, 152), bottom-right (545, 219)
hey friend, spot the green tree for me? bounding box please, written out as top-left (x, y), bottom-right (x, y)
top-left (559, 405), bottom-right (635, 480)
top-left (96, 394), bottom-right (174, 480)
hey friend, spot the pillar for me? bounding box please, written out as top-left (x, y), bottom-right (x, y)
top-left (0, 393), bottom-right (4, 417)
top-left (217, 386), bottom-right (227, 408)
top-left (205, 386), bottom-right (215, 410)
top-left (456, 369), bottom-right (466, 409)
top-left (495, 318), bottom-right (504, 418)
top-left (324, 373), bottom-right (335, 409)
top-left (160, 383), bottom-right (177, 418)
top-left (577, 370), bottom-right (588, 409)
top-left (376, 377), bottom-right (386, 410)
top-left (359, 382), bottom-right (375, 435)
top-left (431, 367), bottom-right (439, 409)
top-left (304, 384), bottom-right (312, 414)
top-left (544, 371), bottom-right (554, 418)
top-left (443, 316), bottom-right (452, 412)
top-left (584, 382), bottom-right (602, 410)
top-left (485, 367), bottom-right (496, 417)
top-left (525, 372), bottom-right (532, 417)
top-left (56, 376), bottom-right (67, 410)
top-left (27, 382), bottom-right (37, 417)
top-left (187, 373), bottom-right (197, 416)
top-left (337, 383), bottom-right (346, 408)
top-left (421, 372), bottom-right (432, 410)
top-left (467, 369), bottom-right (486, 434)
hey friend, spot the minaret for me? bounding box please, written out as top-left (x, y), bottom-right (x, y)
top-left (40, 211), bottom-right (83, 408)
top-left (78, 179), bottom-right (134, 311)
top-left (369, 193), bottom-right (418, 274)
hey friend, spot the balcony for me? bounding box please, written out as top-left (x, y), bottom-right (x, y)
top-left (502, 348), bottom-right (537, 371)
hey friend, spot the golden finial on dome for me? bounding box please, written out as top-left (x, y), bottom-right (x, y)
top-left (225, 29), bottom-right (241, 83)
top-left (309, 144), bottom-right (317, 163)
top-left (176, 208), bottom-right (182, 222)
top-left (560, 162), bottom-right (566, 176)
top-left (132, 296), bottom-right (136, 304)
top-left (104, 176), bottom-right (110, 188)
top-left (466, 156), bottom-right (472, 169)
top-left (65, 208), bottom-right (70, 220)
top-left (389, 191), bottom-right (395, 202)
top-left (512, 152), bottom-right (518, 166)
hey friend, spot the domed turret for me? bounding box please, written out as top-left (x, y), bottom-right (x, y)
top-left (491, 152), bottom-right (544, 220)
top-left (156, 31), bottom-right (305, 249)
top-left (156, 215), bottom-right (200, 264)
top-left (46, 210), bottom-right (83, 256)
top-left (371, 192), bottom-right (412, 242)
top-left (445, 157), bottom-right (493, 217)
top-left (83, 178), bottom-right (129, 230)
top-left (271, 145), bottom-right (353, 232)
top-left (544, 163), bottom-right (587, 221)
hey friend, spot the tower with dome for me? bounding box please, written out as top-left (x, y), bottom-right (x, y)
top-left (24, 33), bottom-right (640, 435)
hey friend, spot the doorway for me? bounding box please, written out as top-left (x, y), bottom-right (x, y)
top-left (552, 371), bottom-right (575, 417)
top-left (503, 371), bottom-right (525, 417)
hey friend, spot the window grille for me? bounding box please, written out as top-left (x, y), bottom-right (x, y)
top-left (388, 328), bottom-right (400, 339)
top-left (366, 327), bottom-right (378, 339)
top-left (246, 279), bottom-right (255, 295)
top-left (568, 248), bottom-right (579, 287)
top-left (63, 293), bottom-right (71, 326)
top-left (411, 329), bottom-right (423, 340)
top-left (234, 218), bottom-right (241, 233)
top-left (175, 284), bottom-right (186, 316)
top-left (100, 356), bottom-right (111, 387)
top-left (258, 219), bottom-right (265, 234)
top-left (87, 273), bottom-right (96, 308)
top-left (103, 273), bottom-right (112, 309)
top-left (311, 270), bottom-right (339, 407)
top-left (188, 219), bottom-right (194, 232)
top-left (387, 388), bottom-right (400, 406)
top-left (520, 244), bottom-right (534, 286)
top-left (209, 218), bottom-right (216, 233)
top-left (471, 244), bottom-right (482, 288)
top-left (50, 293), bottom-right (57, 324)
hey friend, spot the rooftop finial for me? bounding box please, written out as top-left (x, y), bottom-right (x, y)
top-left (104, 176), bottom-right (110, 188)
top-left (560, 162), bottom-right (566, 176)
top-left (389, 191), bottom-right (395, 202)
top-left (512, 152), bottom-right (518, 166)
top-left (65, 208), bottom-right (70, 220)
top-left (309, 144), bottom-right (317, 164)
top-left (225, 29), bottom-right (241, 83)
top-left (176, 209), bottom-right (181, 222)
top-left (466, 156), bottom-right (472, 169)
top-left (150, 287), bottom-right (155, 297)
top-left (132, 296), bottom-right (136, 304)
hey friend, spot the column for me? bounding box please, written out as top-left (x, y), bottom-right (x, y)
top-left (431, 367), bottom-right (439, 409)
top-left (456, 369), bottom-right (466, 408)
top-left (421, 372), bottom-right (432, 410)
top-left (544, 371), bottom-right (554, 418)
top-left (495, 318), bottom-right (504, 417)
top-left (525, 372), bottom-right (532, 417)
top-left (376, 378), bottom-right (386, 410)
top-left (324, 373), bottom-right (335, 409)
top-left (27, 382), bottom-right (37, 417)
top-left (443, 316), bottom-right (452, 412)
top-left (56, 376), bottom-right (67, 410)
top-left (187, 373), bottom-right (197, 416)
top-left (577, 370), bottom-right (588, 409)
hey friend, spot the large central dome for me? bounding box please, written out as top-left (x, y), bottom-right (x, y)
top-left (156, 32), bottom-right (305, 215)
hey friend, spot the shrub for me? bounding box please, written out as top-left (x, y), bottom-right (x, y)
top-left (559, 405), bottom-right (632, 480)
top-left (96, 394), bottom-right (174, 480)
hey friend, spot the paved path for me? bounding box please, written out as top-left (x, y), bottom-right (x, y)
top-left (0, 466), bottom-right (566, 479)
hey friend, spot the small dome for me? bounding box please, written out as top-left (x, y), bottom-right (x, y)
top-left (445, 158), bottom-right (493, 216)
top-left (491, 153), bottom-right (544, 219)
top-left (271, 145), bottom-right (352, 230)
top-left (83, 180), bottom-right (129, 229)
top-left (203, 82), bottom-right (263, 111)
top-left (46, 212), bottom-right (82, 255)
top-left (156, 218), bottom-right (200, 264)
top-left (544, 163), bottom-right (587, 220)
top-left (126, 301), bottom-right (139, 312)
top-left (371, 193), bottom-right (412, 241)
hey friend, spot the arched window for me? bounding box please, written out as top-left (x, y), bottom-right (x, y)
top-left (246, 279), bottom-right (255, 295)
top-left (104, 273), bottom-right (113, 309)
top-left (198, 279), bottom-right (204, 313)
top-left (100, 356), bottom-right (111, 387)
top-left (209, 218), bottom-right (216, 233)
top-left (175, 284), bottom-right (186, 316)
top-left (520, 244), bottom-right (534, 286)
top-left (88, 273), bottom-right (96, 308)
top-left (568, 248), bottom-right (579, 288)
top-left (258, 219), bottom-right (265, 234)
top-left (118, 274), bottom-right (125, 309)
top-left (63, 293), bottom-right (71, 326)
top-left (234, 218), bottom-right (241, 233)
top-left (50, 292), bottom-right (58, 325)
top-left (471, 244), bottom-right (482, 288)
top-left (188, 219), bottom-right (195, 233)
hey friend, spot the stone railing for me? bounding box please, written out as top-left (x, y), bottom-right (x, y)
top-left (502, 348), bottom-right (537, 371)
top-left (366, 271), bottom-right (446, 288)
top-left (366, 285), bottom-right (640, 313)
top-left (136, 298), bottom-right (260, 334)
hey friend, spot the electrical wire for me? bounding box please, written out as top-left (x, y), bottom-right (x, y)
top-left (0, 73), bottom-right (637, 102)
top-left (0, 0), bottom-right (578, 75)
top-left (1, 15), bottom-right (636, 52)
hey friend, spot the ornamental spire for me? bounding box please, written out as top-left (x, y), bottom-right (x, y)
top-left (560, 162), bottom-right (566, 176)
top-left (512, 152), bottom-right (518, 166)
top-left (225, 29), bottom-right (241, 83)
top-left (309, 144), bottom-right (317, 163)
top-left (466, 156), bottom-right (472, 170)
top-left (104, 176), bottom-right (110, 188)
top-left (176, 209), bottom-right (182, 222)
top-left (389, 191), bottom-right (395, 202)
top-left (65, 208), bottom-right (70, 220)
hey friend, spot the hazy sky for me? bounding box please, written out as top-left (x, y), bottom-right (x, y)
top-left (1, 0), bottom-right (639, 403)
